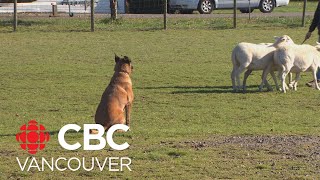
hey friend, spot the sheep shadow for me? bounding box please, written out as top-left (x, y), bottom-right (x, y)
top-left (139, 85), bottom-right (268, 94)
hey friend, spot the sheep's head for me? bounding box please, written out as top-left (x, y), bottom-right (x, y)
top-left (272, 35), bottom-right (294, 48)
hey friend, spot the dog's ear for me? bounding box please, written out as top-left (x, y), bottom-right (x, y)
top-left (115, 54), bottom-right (120, 63)
top-left (123, 56), bottom-right (131, 64)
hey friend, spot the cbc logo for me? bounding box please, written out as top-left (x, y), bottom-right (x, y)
top-left (16, 120), bottom-right (50, 154)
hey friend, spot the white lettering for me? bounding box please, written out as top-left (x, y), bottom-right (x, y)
top-left (58, 124), bottom-right (81, 150)
top-left (109, 157), bottom-right (119, 172)
top-left (55, 157), bottom-right (67, 171)
top-left (82, 157), bottom-right (94, 171)
top-left (27, 157), bottom-right (40, 171)
top-left (42, 157), bottom-right (54, 171)
top-left (67, 157), bottom-right (81, 171)
top-left (83, 124), bottom-right (106, 150)
top-left (121, 157), bottom-right (132, 171)
top-left (95, 157), bottom-right (108, 171)
top-left (16, 157), bottom-right (29, 171)
top-left (106, 124), bottom-right (130, 150)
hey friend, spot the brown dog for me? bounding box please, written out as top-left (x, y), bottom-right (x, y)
top-left (92, 55), bottom-right (134, 133)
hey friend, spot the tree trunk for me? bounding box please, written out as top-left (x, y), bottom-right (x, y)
top-left (110, 0), bottom-right (117, 20)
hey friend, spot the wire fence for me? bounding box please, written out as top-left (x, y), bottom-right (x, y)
top-left (0, 0), bottom-right (310, 32)
top-left (0, 0), bottom-right (165, 15)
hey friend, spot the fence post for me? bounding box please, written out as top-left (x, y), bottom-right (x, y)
top-left (302, 0), bottom-right (307, 27)
top-left (91, 0), bottom-right (94, 32)
top-left (110, 0), bottom-right (117, 20)
top-left (248, 0), bottom-right (251, 20)
top-left (51, 3), bottom-right (57, 17)
top-left (233, 0), bottom-right (237, 28)
top-left (13, 0), bottom-right (17, 31)
top-left (164, 0), bottom-right (167, 30)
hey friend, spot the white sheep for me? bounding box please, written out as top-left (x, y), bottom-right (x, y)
top-left (231, 36), bottom-right (294, 92)
top-left (270, 37), bottom-right (320, 93)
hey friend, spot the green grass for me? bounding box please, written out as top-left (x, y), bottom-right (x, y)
top-left (212, 1), bottom-right (318, 14)
top-left (1, 17), bottom-right (320, 179)
top-left (0, 15), bottom-right (315, 32)
top-left (273, 1), bottom-right (318, 13)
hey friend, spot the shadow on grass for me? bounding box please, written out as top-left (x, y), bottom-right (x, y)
top-left (99, 18), bottom-right (164, 31)
top-left (1, 129), bottom-right (131, 137)
top-left (0, 19), bottom-right (53, 27)
top-left (100, 18), bottom-right (124, 25)
top-left (0, 129), bottom-right (84, 137)
top-left (139, 85), bottom-right (267, 94)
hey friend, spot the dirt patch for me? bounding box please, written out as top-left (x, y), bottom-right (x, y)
top-left (0, 149), bottom-right (17, 157)
top-left (182, 135), bottom-right (320, 160)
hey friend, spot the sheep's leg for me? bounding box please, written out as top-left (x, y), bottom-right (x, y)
top-left (243, 69), bottom-right (252, 93)
top-left (281, 72), bottom-right (288, 93)
top-left (279, 66), bottom-right (288, 93)
top-left (312, 70), bottom-right (320, 90)
top-left (288, 72), bottom-right (293, 87)
top-left (288, 72), bottom-right (296, 89)
top-left (289, 72), bottom-right (292, 83)
top-left (264, 70), bottom-right (278, 91)
top-left (293, 73), bottom-right (300, 91)
top-left (260, 64), bottom-right (273, 91)
top-left (288, 80), bottom-right (295, 89)
top-left (259, 69), bottom-right (268, 91)
top-left (235, 65), bottom-right (247, 92)
top-left (264, 77), bottom-right (272, 91)
top-left (231, 68), bottom-right (237, 91)
top-left (270, 71), bottom-right (279, 91)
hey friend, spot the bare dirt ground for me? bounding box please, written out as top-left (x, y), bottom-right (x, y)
top-left (187, 135), bottom-right (320, 157)
top-left (161, 135), bottom-right (320, 177)
top-left (189, 135), bottom-right (320, 169)
top-left (160, 135), bottom-right (320, 162)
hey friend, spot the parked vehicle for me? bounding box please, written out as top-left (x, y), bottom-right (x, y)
top-left (169, 0), bottom-right (290, 14)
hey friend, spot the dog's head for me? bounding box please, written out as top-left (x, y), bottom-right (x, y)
top-left (114, 55), bottom-right (133, 75)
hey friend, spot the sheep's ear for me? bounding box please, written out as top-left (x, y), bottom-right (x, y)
top-left (115, 54), bottom-right (120, 63)
top-left (274, 36), bottom-right (279, 41)
top-left (286, 37), bottom-right (291, 42)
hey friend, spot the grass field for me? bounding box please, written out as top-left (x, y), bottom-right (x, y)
top-left (213, 1), bottom-right (318, 13)
top-left (1, 16), bottom-right (320, 179)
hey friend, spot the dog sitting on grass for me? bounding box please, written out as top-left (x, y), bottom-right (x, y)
top-left (92, 55), bottom-right (134, 134)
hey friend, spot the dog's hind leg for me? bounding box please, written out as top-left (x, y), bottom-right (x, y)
top-left (125, 103), bottom-right (132, 127)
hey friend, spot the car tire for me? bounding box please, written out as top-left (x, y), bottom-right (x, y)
top-left (259, 0), bottom-right (275, 13)
top-left (239, 9), bottom-right (254, 13)
top-left (198, 0), bottom-right (213, 14)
